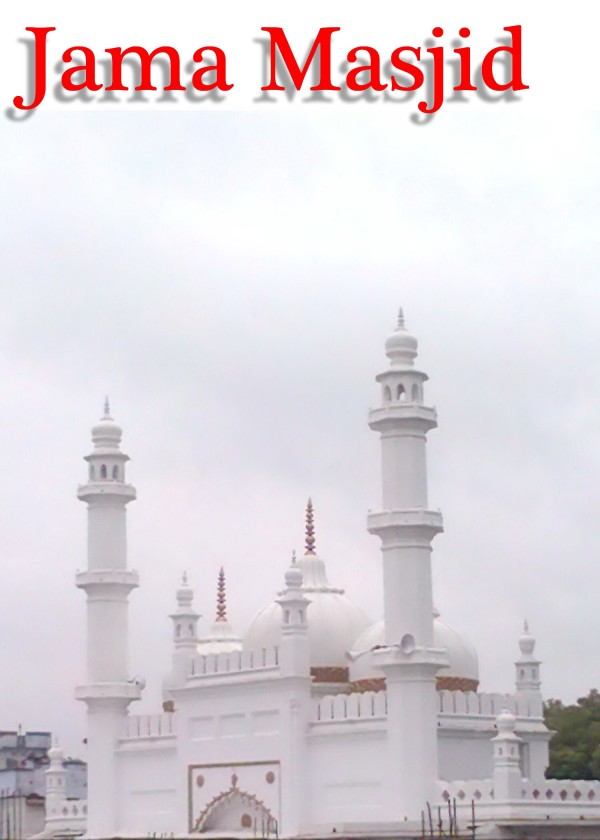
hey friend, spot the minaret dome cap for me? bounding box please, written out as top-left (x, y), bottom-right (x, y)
top-left (48, 744), bottom-right (64, 763)
top-left (284, 551), bottom-right (303, 589)
top-left (385, 308), bottom-right (418, 366)
top-left (91, 397), bottom-right (123, 447)
top-left (519, 620), bottom-right (536, 657)
top-left (176, 571), bottom-right (194, 608)
top-left (496, 708), bottom-right (517, 734)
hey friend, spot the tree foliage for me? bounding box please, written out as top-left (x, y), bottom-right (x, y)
top-left (544, 689), bottom-right (600, 780)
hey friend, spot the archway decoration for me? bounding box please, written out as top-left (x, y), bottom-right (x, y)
top-left (193, 785), bottom-right (277, 835)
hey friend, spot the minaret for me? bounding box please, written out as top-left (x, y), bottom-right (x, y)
top-left (166, 572), bottom-right (200, 691)
top-left (515, 621), bottom-right (543, 715)
top-left (367, 311), bottom-right (447, 820)
top-left (276, 550), bottom-right (311, 677)
top-left (276, 551), bottom-right (311, 837)
top-left (75, 400), bottom-right (140, 838)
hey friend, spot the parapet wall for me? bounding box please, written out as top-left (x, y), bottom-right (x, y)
top-left (310, 690), bottom-right (387, 723)
top-left (310, 690), bottom-right (540, 725)
top-left (189, 647), bottom-right (280, 678)
top-left (438, 778), bottom-right (600, 805)
top-left (123, 713), bottom-right (176, 740)
top-left (438, 690), bottom-right (542, 718)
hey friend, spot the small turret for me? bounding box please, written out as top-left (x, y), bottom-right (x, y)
top-left (277, 551), bottom-right (311, 677)
top-left (165, 572), bottom-right (201, 693)
top-left (492, 709), bottom-right (523, 800)
top-left (515, 621), bottom-right (542, 713)
top-left (45, 743), bottom-right (67, 816)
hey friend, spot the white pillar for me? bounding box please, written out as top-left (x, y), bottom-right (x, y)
top-left (276, 552), bottom-right (311, 837)
top-left (492, 709), bottom-right (523, 801)
top-left (367, 312), bottom-right (447, 820)
top-left (75, 400), bottom-right (141, 838)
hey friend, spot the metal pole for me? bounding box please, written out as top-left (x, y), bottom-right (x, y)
top-left (427, 802), bottom-right (435, 838)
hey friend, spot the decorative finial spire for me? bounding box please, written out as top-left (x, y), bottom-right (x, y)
top-left (102, 396), bottom-right (113, 420)
top-left (216, 566), bottom-right (227, 621)
top-left (182, 570), bottom-right (188, 585)
top-left (524, 619), bottom-right (529, 634)
top-left (292, 549), bottom-right (297, 565)
top-left (397, 307), bottom-right (405, 329)
top-left (305, 498), bottom-right (316, 554)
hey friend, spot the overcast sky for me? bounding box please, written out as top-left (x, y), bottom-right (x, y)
top-left (0, 105), bottom-right (598, 758)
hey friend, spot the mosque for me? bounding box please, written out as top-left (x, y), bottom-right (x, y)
top-left (37, 314), bottom-right (600, 839)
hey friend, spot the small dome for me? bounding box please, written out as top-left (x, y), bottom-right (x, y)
top-left (197, 620), bottom-right (242, 657)
top-left (349, 614), bottom-right (479, 689)
top-left (496, 708), bottom-right (517, 734)
top-left (519, 621), bottom-right (536, 657)
top-left (91, 399), bottom-right (123, 447)
top-left (176, 572), bottom-right (194, 609)
top-left (197, 566), bottom-right (242, 656)
top-left (285, 562), bottom-right (303, 590)
top-left (48, 744), bottom-right (64, 763)
top-left (385, 309), bottom-right (418, 366)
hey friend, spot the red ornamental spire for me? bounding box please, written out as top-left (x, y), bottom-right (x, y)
top-left (216, 566), bottom-right (227, 621)
top-left (305, 497), bottom-right (316, 555)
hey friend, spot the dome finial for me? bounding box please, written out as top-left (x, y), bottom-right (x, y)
top-left (397, 307), bottom-right (405, 329)
top-left (292, 549), bottom-right (297, 565)
top-left (182, 570), bottom-right (188, 585)
top-left (102, 396), bottom-right (112, 420)
top-left (216, 566), bottom-right (227, 621)
top-left (305, 498), bottom-right (316, 555)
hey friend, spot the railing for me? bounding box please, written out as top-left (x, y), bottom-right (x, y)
top-left (438, 690), bottom-right (539, 718)
top-left (522, 779), bottom-right (600, 802)
top-left (437, 778), bottom-right (600, 804)
top-left (47, 799), bottom-right (87, 818)
top-left (311, 690), bottom-right (388, 723)
top-left (438, 780), bottom-right (493, 803)
top-left (123, 713), bottom-right (176, 739)
top-left (189, 647), bottom-right (280, 678)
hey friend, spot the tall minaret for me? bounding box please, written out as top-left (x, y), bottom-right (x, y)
top-left (75, 400), bottom-right (141, 838)
top-left (367, 312), bottom-right (447, 820)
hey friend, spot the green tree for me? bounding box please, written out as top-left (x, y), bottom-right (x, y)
top-left (545, 689), bottom-right (600, 780)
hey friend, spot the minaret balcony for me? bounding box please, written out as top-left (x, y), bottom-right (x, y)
top-left (75, 682), bottom-right (142, 703)
top-left (75, 569), bottom-right (139, 593)
top-left (368, 403), bottom-right (437, 433)
top-left (367, 508), bottom-right (443, 541)
top-left (77, 482), bottom-right (137, 503)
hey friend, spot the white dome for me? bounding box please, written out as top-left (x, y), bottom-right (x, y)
top-left (197, 619), bottom-right (242, 657)
top-left (244, 551), bottom-right (370, 670)
top-left (385, 309), bottom-right (418, 366)
top-left (349, 614), bottom-right (479, 687)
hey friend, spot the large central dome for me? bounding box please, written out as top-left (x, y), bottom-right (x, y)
top-left (244, 500), bottom-right (370, 691)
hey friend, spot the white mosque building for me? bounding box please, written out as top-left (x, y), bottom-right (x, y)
top-left (38, 313), bottom-right (600, 839)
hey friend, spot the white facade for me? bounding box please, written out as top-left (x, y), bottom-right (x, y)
top-left (63, 317), bottom-right (600, 839)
